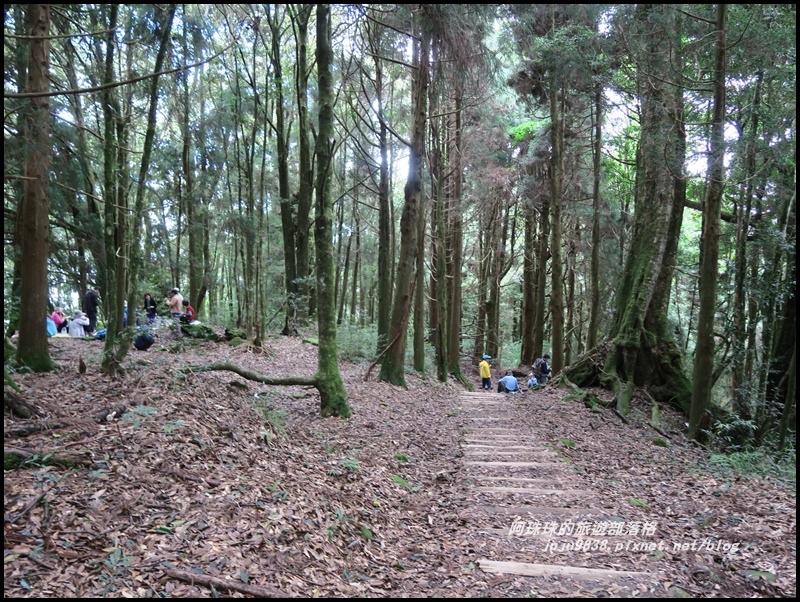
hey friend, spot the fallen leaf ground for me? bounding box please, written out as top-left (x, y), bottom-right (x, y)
top-left (4, 332), bottom-right (796, 598)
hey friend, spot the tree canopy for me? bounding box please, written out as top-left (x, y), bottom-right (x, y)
top-left (4, 4), bottom-right (796, 447)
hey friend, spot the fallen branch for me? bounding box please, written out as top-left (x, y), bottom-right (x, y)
top-left (162, 566), bottom-right (286, 598)
top-left (180, 362), bottom-right (316, 387)
top-left (5, 403), bottom-right (130, 439)
top-left (10, 491), bottom-right (46, 524)
top-left (157, 466), bottom-right (220, 488)
top-left (648, 422), bottom-right (672, 439)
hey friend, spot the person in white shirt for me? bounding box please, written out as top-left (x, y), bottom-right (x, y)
top-left (68, 311), bottom-right (90, 338)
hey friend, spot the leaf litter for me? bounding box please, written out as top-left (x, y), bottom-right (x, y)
top-left (4, 335), bottom-right (795, 598)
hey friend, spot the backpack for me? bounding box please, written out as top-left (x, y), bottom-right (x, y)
top-left (134, 333), bottom-right (155, 351)
top-left (532, 358), bottom-right (545, 378)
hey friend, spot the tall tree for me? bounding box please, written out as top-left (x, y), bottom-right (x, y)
top-left (689, 4), bottom-right (727, 441)
top-left (16, 4), bottom-right (54, 371)
top-left (379, 5), bottom-right (429, 387)
top-left (315, 3), bottom-right (350, 417)
top-left (565, 4), bottom-right (692, 413)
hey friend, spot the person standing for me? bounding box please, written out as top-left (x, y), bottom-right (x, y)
top-left (479, 354), bottom-right (493, 390)
top-left (83, 286), bottom-right (100, 335)
top-left (166, 288), bottom-right (183, 318)
top-left (143, 293), bottom-right (157, 324)
top-left (532, 354), bottom-right (553, 384)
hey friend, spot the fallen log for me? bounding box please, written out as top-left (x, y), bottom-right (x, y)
top-left (4, 447), bottom-right (95, 470)
top-left (4, 388), bottom-right (40, 419)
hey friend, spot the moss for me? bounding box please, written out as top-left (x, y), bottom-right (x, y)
top-left (182, 323), bottom-right (219, 341)
top-left (228, 336), bottom-right (243, 347)
top-left (224, 327), bottom-right (246, 340)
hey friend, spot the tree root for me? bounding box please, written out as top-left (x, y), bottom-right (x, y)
top-left (181, 363), bottom-right (317, 388)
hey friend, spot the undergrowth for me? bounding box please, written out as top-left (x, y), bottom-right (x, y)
top-left (706, 447), bottom-right (796, 489)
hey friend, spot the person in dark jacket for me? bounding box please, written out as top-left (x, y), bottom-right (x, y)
top-left (143, 293), bottom-right (157, 324)
top-left (83, 286), bottom-right (100, 335)
top-left (532, 354), bottom-right (552, 384)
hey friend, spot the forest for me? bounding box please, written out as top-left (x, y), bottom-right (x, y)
top-left (3, 4), bottom-right (796, 598)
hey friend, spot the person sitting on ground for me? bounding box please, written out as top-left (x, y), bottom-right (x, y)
top-left (51, 307), bottom-right (68, 334)
top-left (479, 354), bottom-right (493, 390)
top-left (527, 374), bottom-right (539, 390)
top-left (180, 299), bottom-right (196, 324)
top-left (497, 370), bottom-right (520, 394)
top-left (68, 310), bottom-right (91, 338)
top-left (532, 354), bottom-right (552, 384)
top-left (166, 288), bottom-right (183, 318)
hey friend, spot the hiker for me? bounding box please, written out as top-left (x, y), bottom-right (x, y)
top-left (532, 354), bottom-right (552, 384)
top-left (166, 288), bottom-right (183, 318)
top-left (143, 293), bottom-right (157, 324)
top-left (527, 374), bottom-right (539, 390)
top-left (497, 370), bottom-right (520, 394)
top-left (83, 286), bottom-right (100, 335)
top-left (479, 354), bottom-right (493, 390)
top-left (180, 299), bottom-right (196, 323)
top-left (50, 307), bottom-right (68, 333)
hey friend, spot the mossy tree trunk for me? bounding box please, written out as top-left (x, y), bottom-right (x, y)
top-left (565, 4), bottom-right (691, 413)
top-left (314, 3), bottom-right (350, 418)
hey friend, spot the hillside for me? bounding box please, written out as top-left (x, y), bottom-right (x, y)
top-left (4, 334), bottom-right (796, 598)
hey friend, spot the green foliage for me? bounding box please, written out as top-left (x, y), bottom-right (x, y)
top-left (652, 438), bottom-right (670, 448)
top-left (707, 449), bottom-right (796, 487)
top-left (121, 405), bottom-right (158, 430)
top-left (336, 324), bottom-right (377, 363)
top-left (254, 397), bottom-right (287, 434)
top-left (389, 475), bottom-right (420, 492)
top-left (509, 118), bottom-right (547, 144)
top-left (338, 457), bottom-right (361, 473)
top-left (559, 438), bottom-right (576, 449)
top-left (628, 497), bottom-right (650, 509)
top-left (393, 453), bottom-right (409, 463)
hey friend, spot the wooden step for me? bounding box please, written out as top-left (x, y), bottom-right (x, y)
top-left (477, 559), bottom-right (649, 581)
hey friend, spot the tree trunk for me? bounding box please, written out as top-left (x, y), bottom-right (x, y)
top-left (293, 4), bottom-right (314, 323)
top-left (314, 3), bottom-right (350, 418)
top-left (549, 75), bottom-right (565, 376)
top-left (565, 4), bottom-right (691, 413)
top-left (588, 82), bottom-right (603, 350)
top-left (689, 4), bottom-right (727, 441)
top-left (520, 204), bottom-right (537, 366)
top-left (446, 94), bottom-right (466, 381)
top-left (267, 6), bottom-right (298, 336)
top-left (17, 4), bottom-right (54, 372)
top-left (379, 11), bottom-right (429, 387)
